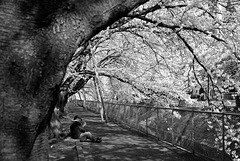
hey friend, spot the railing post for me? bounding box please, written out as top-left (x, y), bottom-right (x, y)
top-left (146, 106), bottom-right (148, 135)
top-left (117, 104), bottom-right (121, 123)
top-left (109, 103), bottom-right (111, 121)
top-left (171, 108), bottom-right (174, 145)
top-left (123, 104), bottom-right (126, 124)
top-left (136, 107), bottom-right (140, 132)
top-left (191, 109), bottom-right (195, 154)
top-left (222, 113), bottom-right (225, 161)
top-left (156, 106), bottom-right (159, 139)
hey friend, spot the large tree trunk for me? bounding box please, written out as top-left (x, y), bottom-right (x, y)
top-left (0, 0), bottom-right (149, 160)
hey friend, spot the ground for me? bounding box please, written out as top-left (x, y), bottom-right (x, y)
top-left (48, 102), bottom-right (209, 161)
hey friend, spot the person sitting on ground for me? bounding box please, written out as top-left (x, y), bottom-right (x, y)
top-left (67, 115), bottom-right (102, 143)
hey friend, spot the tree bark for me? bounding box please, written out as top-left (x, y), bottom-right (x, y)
top-left (92, 52), bottom-right (107, 122)
top-left (81, 90), bottom-right (87, 111)
top-left (0, 0), bottom-right (149, 160)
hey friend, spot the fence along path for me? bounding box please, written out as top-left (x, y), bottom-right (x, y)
top-left (83, 100), bottom-right (236, 161)
top-left (49, 101), bottom-right (206, 161)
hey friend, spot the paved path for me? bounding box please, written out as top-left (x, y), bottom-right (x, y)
top-left (49, 104), bottom-right (208, 161)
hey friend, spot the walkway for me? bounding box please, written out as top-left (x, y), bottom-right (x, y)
top-left (49, 104), bottom-right (208, 161)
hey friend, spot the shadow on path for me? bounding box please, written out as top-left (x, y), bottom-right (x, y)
top-left (49, 105), bottom-right (208, 161)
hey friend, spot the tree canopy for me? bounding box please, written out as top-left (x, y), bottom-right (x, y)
top-left (66, 0), bottom-right (240, 108)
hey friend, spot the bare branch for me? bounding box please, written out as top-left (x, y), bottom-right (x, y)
top-left (127, 15), bottom-right (226, 43)
top-left (130, 3), bottom-right (188, 16)
top-left (81, 70), bottom-right (173, 99)
top-left (176, 31), bottom-right (226, 109)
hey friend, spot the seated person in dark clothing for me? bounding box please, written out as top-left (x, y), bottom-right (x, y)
top-left (68, 115), bottom-right (102, 143)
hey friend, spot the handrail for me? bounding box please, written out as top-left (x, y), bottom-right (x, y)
top-left (86, 100), bottom-right (240, 116)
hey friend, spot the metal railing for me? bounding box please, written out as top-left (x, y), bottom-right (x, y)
top-left (81, 100), bottom-right (239, 161)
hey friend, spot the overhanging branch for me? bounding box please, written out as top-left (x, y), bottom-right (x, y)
top-left (176, 31), bottom-right (225, 109)
top-left (127, 15), bottom-right (226, 43)
top-left (81, 70), bottom-right (176, 99)
top-left (131, 3), bottom-right (188, 16)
